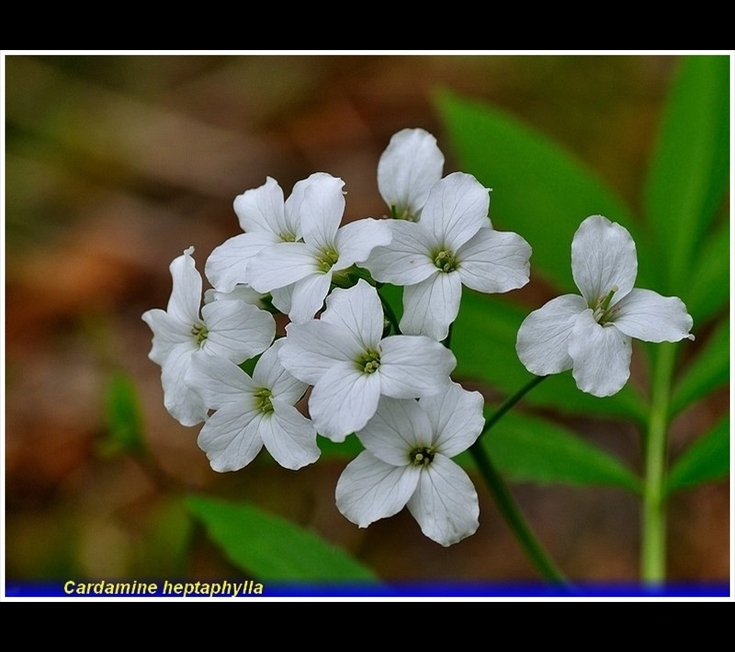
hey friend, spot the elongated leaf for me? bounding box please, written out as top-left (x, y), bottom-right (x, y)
top-left (684, 218), bottom-right (730, 324)
top-left (666, 417), bottom-right (730, 495)
top-left (670, 319), bottom-right (729, 416)
top-left (458, 411), bottom-right (641, 492)
top-left (102, 371), bottom-right (145, 455)
top-left (186, 495), bottom-right (377, 582)
top-left (452, 291), bottom-right (648, 423)
top-left (644, 55), bottom-right (730, 294)
top-left (435, 90), bottom-right (643, 292)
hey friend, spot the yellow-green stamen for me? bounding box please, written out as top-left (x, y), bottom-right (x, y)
top-left (253, 387), bottom-right (274, 414)
top-left (356, 348), bottom-right (381, 374)
top-left (433, 249), bottom-right (458, 273)
top-left (409, 446), bottom-right (436, 467)
top-left (593, 285), bottom-right (619, 324)
top-left (191, 323), bottom-right (208, 345)
top-left (316, 247), bottom-right (340, 273)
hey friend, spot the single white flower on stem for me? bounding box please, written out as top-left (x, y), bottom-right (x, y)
top-left (278, 279), bottom-right (457, 442)
top-left (378, 128), bottom-right (444, 221)
top-left (187, 339), bottom-right (319, 471)
top-left (336, 382), bottom-right (484, 547)
top-left (246, 173), bottom-right (392, 323)
top-left (142, 247), bottom-right (276, 426)
top-left (205, 176), bottom-right (308, 293)
top-left (366, 171), bottom-right (532, 341)
top-left (516, 215), bottom-right (695, 397)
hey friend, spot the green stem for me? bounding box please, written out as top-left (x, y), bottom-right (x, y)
top-left (377, 288), bottom-right (401, 335)
top-left (641, 343), bottom-right (676, 583)
top-left (471, 375), bottom-right (567, 584)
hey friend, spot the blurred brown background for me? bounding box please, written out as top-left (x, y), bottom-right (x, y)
top-left (4, 54), bottom-right (729, 585)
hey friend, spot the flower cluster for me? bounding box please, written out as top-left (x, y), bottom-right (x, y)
top-left (143, 128), bottom-right (693, 547)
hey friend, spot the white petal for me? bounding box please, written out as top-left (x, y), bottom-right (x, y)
top-left (334, 218), bottom-right (393, 270)
top-left (246, 242), bottom-right (319, 293)
top-left (309, 362), bottom-right (382, 442)
top-left (187, 353), bottom-right (258, 410)
top-left (259, 403), bottom-right (319, 470)
top-left (270, 284), bottom-right (293, 314)
top-left (166, 247), bottom-right (201, 325)
top-left (205, 232), bottom-right (280, 293)
top-left (197, 403), bottom-right (264, 472)
top-left (201, 300), bottom-right (275, 362)
top-left (420, 382), bottom-right (485, 457)
top-left (515, 294), bottom-right (587, 375)
top-left (363, 220), bottom-right (437, 285)
top-left (358, 397), bottom-right (432, 466)
top-left (569, 309), bottom-right (632, 397)
top-left (571, 215), bottom-right (637, 305)
top-left (377, 128), bottom-right (444, 220)
top-left (296, 173), bottom-right (346, 249)
top-left (336, 451), bottom-right (420, 527)
top-left (160, 344), bottom-right (207, 426)
top-left (456, 228), bottom-right (531, 293)
top-left (612, 288), bottom-right (694, 342)
top-left (419, 172), bottom-right (490, 251)
top-left (378, 335), bottom-right (456, 398)
top-left (205, 284), bottom-right (264, 308)
top-left (320, 280), bottom-right (384, 350)
top-left (233, 176), bottom-right (287, 237)
top-left (252, 339), bottom-right (307, 405)
top-left (407, 455), bottom-right (479, 546)
top-left (279, 321), bottom-right (362, 385)
top-left (399, 272), bottom-right (462, 341)
top-left (287, 272), bottom-right (332, 323)
top-left (142, 308), bottom-right (193, 366)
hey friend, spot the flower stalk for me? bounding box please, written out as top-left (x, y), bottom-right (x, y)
top-left (470, 374), bottom-right (567, 583)
top-left (641, 342), bottom-right (676, 582)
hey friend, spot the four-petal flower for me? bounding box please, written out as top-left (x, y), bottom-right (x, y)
top-left (142, 247), bottom-right (276, 426)
top-left (366, 172), bottom-right (532, 340)
top-left (516, 215), bottom-right (694, 397)
top-left (187, 339), bottom-right (319, 471)
top-left (335, 382), bottom-right (484, 546)
top-left (278, 280), bottom-right (457, 442)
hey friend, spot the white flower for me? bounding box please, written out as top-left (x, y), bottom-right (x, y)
top-left (278, 279), bottom-right (457, 442)
top-left (366, 172), bottom-right (532, 340)
top-left (516, 215), bottom-right (695, 397)
top-left (335, 382), bottom-right (484, 546)
top-left (245, 173), bottom-right (391, 323)
top-left (378, 128), bottom-right (444, 221)
top-left (187, 339), bottom-right (319, 471)
top-left (142, 247), bottom-right (276, 426)
top-left (204, 176), bottom-right (308, 294)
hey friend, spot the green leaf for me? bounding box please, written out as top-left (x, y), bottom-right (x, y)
top-left (452, 291), bottom-right (648, 423)
top-left (683, 217), bottom-right (730, 324)
top-left (458, 411), bottom-right (641, 493)
top-left (644, 55), bottom-right (730, 294)
top-left (185, 495), bottom-right (378, 582)
top-left (317, 433), bottom-right (364, 459)
top-left (101, 371), bottom-right (145, 455)
top-left (435, 90), bottom-right (643, 293)
top-left (670, 319), bottom-right (730, 417)
top-left (666, 416), bottom-right (730, 495)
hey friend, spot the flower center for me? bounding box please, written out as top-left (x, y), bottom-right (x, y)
top-left (253, 387), bottom-right (274, 414)
top-left (279, 232), bottom-right (297, 243)
top-left (191, 323), bottom-right (208, 346)
top-left (316, 246), bottom-right (340, 273)
top-left (355, 348), bottom-right (381, 374)
top-left (432, 249), bottom-right (458, 273)
top-left (592, 285), bottom-right (619, 325)
top-left (409, 446), bottom-right (435, 467)
top-left (390, 204), bottom-right (419, 222)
